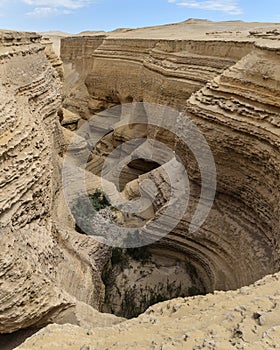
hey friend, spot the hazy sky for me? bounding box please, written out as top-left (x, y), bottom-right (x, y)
top-left (0, 0), bottom-right (279, 33)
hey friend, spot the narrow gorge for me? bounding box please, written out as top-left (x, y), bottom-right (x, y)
top-left (0, 20), bottom-right (280, 349)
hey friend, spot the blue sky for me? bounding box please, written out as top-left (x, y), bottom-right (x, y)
top-left (0, 0), bottom-right (279, 33)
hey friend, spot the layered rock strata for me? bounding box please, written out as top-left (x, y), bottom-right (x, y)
top-left (0, 31), bottom-right (122, 339)
top-left (1, 19), bottom-right (280, 349)
top-left (60, 21), bottom-right (280, 295)
top-left (61, 36), bottom-right (253, 117)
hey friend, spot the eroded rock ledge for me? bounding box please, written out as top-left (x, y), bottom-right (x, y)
top-left (15, 272), bottom-right (280, 349)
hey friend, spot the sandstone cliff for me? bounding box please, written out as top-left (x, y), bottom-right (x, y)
top-left (0, 31), bottom-right (122, 345)
top-left (47, 20), bottom-right (280, 348)
top-left (0, 19), bottom-right (280, 349)
top-left (60, 20), bottom-right (280, 293)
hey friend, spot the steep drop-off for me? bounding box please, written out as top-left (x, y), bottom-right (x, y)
top-left (60, 21), bottom-right (280, 298)
top-left (0, 31), bottom-right (123, 345)
top-left (0, 20), bottom-right (280, 349)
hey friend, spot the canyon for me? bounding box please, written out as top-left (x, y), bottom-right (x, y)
top-left (0, 19), bottom-right (279, 349)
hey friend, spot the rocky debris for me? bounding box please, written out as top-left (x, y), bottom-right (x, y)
top-left (60, 108), bottom-right (81, 130)
top-left (249, 29), bottom-right (280, 39)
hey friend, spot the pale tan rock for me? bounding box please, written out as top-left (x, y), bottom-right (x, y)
top-left (60, 20), bottom-right (280, 293)
top-left (15, 273), bottom-right (280, 350)
top-left (61, 20), bottom-right (280, 117)
top-left (62, 127), bottom-right (88, 154)
top-left (0, 31), bottom-right (123, 336)
top-left (1, 19), bottom-right (280, 350)
top-left (61, 108), bottom-right (81, 129)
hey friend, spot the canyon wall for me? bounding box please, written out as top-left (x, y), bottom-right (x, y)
top-left (0, 31), bottom-right (122, 339)
top-left (61, 36), bottom-right (253, 117)
top-left (0, 20), bottom-right (280, 349)
top-left (60, 22), bottom-right (280, 294)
